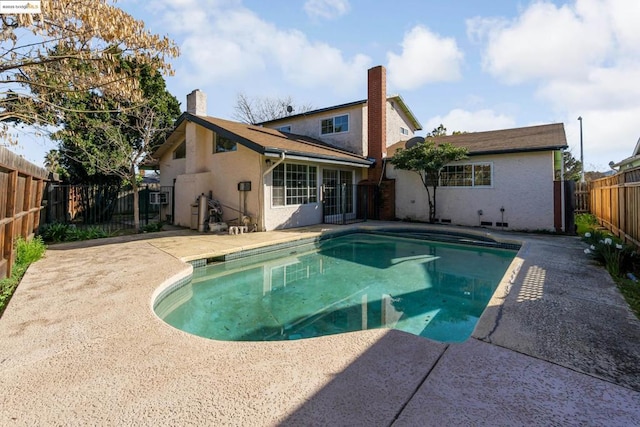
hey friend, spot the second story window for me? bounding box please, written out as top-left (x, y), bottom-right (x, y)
top-left (173, 141), bottom-right (186, 159)
top-left (400, 127), bottom-right (409, 136)
top-left (321, 114), bottom-right (349, 135)
top-left (214, 133), bottom-right (237, 153)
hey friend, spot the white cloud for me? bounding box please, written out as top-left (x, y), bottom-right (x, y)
top-left (386, 26), bottom-right (463, 91)
top-left (158, 1), bottom-right (369, 94)
top-left (424, 109), bottom-right (516, 135)
top-left (469, 0), bottom-right (640, 170)
top-left (469, 1), bottom-right (613, 84)
top-left (304, 0), bottom-right (350, 20)
top-left (563, 108), bottom-right (640, 171)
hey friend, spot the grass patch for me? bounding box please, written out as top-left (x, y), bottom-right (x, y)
top-left (0, 237), bottom-right (46, 317)
top-left (575, 213), bottom-right (599, 236)
top-left (580, 219), bottom-right (640, 319)
top-left (616, 276), bottom-right (640, 319)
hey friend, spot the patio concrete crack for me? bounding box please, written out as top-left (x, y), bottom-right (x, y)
top-left (388, 344), bottom-right (450, 426)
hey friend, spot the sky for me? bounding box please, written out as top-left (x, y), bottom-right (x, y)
top-left (13, 0), bottom-right (640, 171)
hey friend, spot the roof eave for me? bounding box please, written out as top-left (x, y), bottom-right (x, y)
top-left (467, 145), bottom-right (568, 156)
top-left (263, 148), bottom-right (372, 167)
top-left (388, 94), bottom-right (423, 130)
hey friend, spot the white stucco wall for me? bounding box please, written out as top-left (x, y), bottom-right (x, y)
top-left (389, 151), bottom-right (558, 231)
top-left (385, 101), bottom-right (416, 148)
top-left (262, 162), bottom-right (364, 231)
top-left (265, 106), bottom-right (366, 156)
top-left (173, 171), bottom-right (211, 228)
top-left (160, 123), bottom-right (264, 229)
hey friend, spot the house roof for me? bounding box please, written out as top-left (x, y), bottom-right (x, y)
top-left (610, 137), bottom-right (640, 169)
top-left (151, 113), bottom-right (373, 168)
top-left (387, 123), bottom-right (568, 157)
top-left (260, 95), bottom-right (423, 131)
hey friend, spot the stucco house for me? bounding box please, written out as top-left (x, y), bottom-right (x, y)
top-left (151, 66), bottom-right (420, 231)
top-left (386, 124), bottom-right (569, 231)
top-left (152, 64), bottom-right (569, 233)
top-left (610, 137), bottom-right (640, 171)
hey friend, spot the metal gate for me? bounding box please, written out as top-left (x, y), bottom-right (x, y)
top-left (322, 181), bottom-right (368, 225)
top-left (43, 183), bottom-right (173, 232)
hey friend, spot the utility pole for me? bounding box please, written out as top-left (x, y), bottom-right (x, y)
top-left (578, 116), bottom-right (585, 183)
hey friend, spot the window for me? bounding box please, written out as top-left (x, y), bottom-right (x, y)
top-left (320, 114), bottom-right (349, 135)
top-left (400, 127), bottom-right (409, 136)
top-left (276, 125), bottom-right (291, 132)
top-left (272, 163), bottom-right (318, 206)
top-left (173, 141), bottom-right (186, 159)
top-left (214, 133), bottom-right (237, 153)
top-left (441, 163), bottom-right (492, 187)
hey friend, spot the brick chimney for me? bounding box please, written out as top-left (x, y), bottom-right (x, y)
top-left (186, 89), bottom-right (207, 116)
top-left (367, 66), bottom-right (387, 183)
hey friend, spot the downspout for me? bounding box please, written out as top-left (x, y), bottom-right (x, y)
top-left (264, 151), bottom-right (286, 176)
top-left (378, 157), bottom-right (387, 187)
top-left (261, 152), bottom-right (286, 231)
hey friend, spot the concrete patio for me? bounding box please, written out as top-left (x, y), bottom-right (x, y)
top-left (1, 222), bottom-right (639, 425)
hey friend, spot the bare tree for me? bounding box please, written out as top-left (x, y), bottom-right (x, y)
top-left (0, 0), bottom-right (178, 139)
top-left (233, 93), bottom-right (314, 124)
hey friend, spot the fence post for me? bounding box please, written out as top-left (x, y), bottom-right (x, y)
top-left (21, 175), bottom-right (33, 238)
top-left (4, 170), bottom-right (18, 278)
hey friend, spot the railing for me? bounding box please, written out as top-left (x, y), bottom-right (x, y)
top-left (0, 147), bottom-right (53, 279)
top-left (43, 184), bottom-right (174, 233)
top-left (322, 183), bottom-right (368, 225)
top-left (590, 167), bottom-right (640, 247)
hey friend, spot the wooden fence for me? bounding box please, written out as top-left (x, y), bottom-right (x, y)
top-left (574, 181), bottom-right (589, 214)
top-left (0, 146), bottom-right (54, 279)
top-left (590, 166), bottom-right (640, 247)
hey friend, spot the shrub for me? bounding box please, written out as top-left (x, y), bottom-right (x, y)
top-left (141, 222), bottom-right (164, 233)
top-left (40, 222), bottom-right (70, 242)
top-left (582, 232), bottom-right (637, 278)
top-left (40, 224), bottom-right (110, 242)
top-left (15, 236), bottom-right (46, 266)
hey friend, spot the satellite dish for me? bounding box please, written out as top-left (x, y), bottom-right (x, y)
top-left (286, 105), bottom-right (294, 114)
top-left (405, 136), bottom-right (424, 148)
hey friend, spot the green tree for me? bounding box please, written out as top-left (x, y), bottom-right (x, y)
top-left (390, 140), bottom-right (468, 223)
top-left (53, 63), bottom-right (181, 231)
top-left (43, 149), bottom-right (60, 173)
top-left (563, 151), bottom-right (582, 182)
top-left (427, 124), bottom-right (448, 137)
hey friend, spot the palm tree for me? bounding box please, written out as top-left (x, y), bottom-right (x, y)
top-left (44, 149), bottom-right (60, 173)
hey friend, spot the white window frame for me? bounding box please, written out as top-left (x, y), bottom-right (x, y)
top-left (440, 162), bottom-right (493, 188)
top-left (320, 114), bottom-right (349, 135)
top-left (272, 163), bottom-right (318, 207)
top-left (400, 126), bottom-right (409, 136)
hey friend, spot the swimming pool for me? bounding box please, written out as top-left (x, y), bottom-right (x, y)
top-left (155, 232), bottom-right (517, 343)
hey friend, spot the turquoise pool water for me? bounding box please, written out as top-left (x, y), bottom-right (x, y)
top-left (155, 232), bottom-right (517, 342)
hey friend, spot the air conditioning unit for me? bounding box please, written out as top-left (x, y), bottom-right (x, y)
top-left (149, 192), bottom-right (168, 205)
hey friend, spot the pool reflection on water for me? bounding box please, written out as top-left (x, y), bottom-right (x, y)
top-left (156, 233), bottom-right (516, 343)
